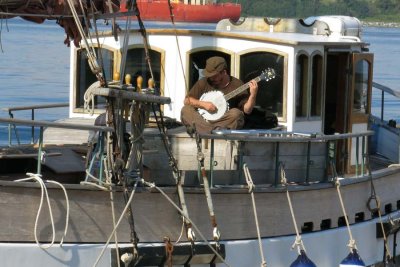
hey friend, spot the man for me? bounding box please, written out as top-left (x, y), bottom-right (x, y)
top-left (181, 56), bottom-right (258, 134)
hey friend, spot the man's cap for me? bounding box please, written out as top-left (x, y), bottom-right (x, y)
top-left (202, 56), bottom-right (227, 77)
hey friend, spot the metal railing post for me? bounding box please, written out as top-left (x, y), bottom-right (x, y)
top-left (31, 108), bottom-right (35, 144)
top-left (36, 126), bottom-right (44, 175)
top-left (274, 142), bottom-right (280, 186)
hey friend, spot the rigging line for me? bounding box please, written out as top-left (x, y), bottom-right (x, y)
top-left (330, 162), bottom-right (357, 252)
top-left (167, 0), bottom-right (188, 92)
top-left (135, 4), bottom-right (155, 81)
top-left (365, 154), bottom-right (392, 260)
top-left (0, 10), bottom-right (10, 53)
top-left (118, 2), bottom-right (133, 86)
top-left (194, 131), bottom-right (221, 247)
top-left (92, 179), bottom-right (140, 267)
top-left (109, 189), bottom-right (121, 267)
top-left (151, 103), bottom-right (196, 243)
top-left (280, 165), bottom-right (306, 254)
top-left (243, 163), bottom-right (267, 267)
top-left (151, 103), bottom-right (180, 177)
top-left (65, 0), bottom-right (103, 82)
top-left (142, 180), bottom-right (232, 267)
top-left (90, 1), bottom-right (107, 86)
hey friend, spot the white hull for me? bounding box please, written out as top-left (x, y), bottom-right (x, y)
top-left (1, 213), bottom-right (398, 266)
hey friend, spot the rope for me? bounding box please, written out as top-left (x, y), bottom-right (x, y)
top-left (243, 164), bottom-right (267, 267)
top-left (365, 155), bottom-right (392, 260)
top-left (330, 161), bottom-right (357, 252)
top-left (150, 103), bottom-right (196, 243)
top-left (167, 0), bottom-right (188, 92)
top-left (83, 81), bottom-right (101, 115)
top-left (280, 165), bottom-right (306, 255)
top-left (65, 0), bottom-right (103, 81)
top-left (14, 173), bottom-right (70, 249)
top-left (194, 132), bottom-right (221, 247)
top-left (92, 179), bottom-right (140, 267)
top-left (109, 190), bottom-right (121, 267)
top-left (141, 180), bottom-right (231, 267)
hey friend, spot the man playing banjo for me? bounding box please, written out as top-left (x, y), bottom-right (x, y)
top-left (181, 56), bottom-right (259, 134)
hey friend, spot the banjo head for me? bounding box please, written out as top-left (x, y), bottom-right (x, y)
top-left (198, 90), bottom-right (229, 121)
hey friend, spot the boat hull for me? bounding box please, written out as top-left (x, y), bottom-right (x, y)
top-left (120, 0), bottom-right (241, 23)
top-left (0, 216), bottom-right (398, 267)
top-left (1, 166), bottom-right (400, 266)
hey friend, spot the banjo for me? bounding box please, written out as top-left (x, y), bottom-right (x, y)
top-left (198, 68), bottom-right (276, 121)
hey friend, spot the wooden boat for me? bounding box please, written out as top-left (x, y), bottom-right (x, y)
top-left (0, 4), bottom-right (400, 267)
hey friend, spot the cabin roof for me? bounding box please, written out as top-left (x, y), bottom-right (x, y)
top-left (112, 19), bottom-right (365, 47)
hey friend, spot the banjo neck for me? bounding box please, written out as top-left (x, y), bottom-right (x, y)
top-left (224, 76), bottom-right (262, 101)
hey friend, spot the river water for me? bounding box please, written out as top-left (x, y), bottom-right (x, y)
top-left (0, 18), bottom-right (399, 143)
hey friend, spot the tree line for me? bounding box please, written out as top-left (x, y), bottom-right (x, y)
top-left (224, 0), bottom-right (400, 22)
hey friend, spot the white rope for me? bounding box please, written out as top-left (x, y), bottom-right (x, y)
top-left (92, 179), bottom-right (140, 267)
top-left (14, 173), bottom-right (69, 249)
top-left (84, 81), bottom-right (101, 115)
top-left (174, 217), bottom-right (186, 245)
top-left (45, 179), bottom-right (70, 246)
top-left (109, 190), bottom-right (121, 267)
top-left (141, 180), bottom-right (231, 267)
top-left (243, 163), bottom-right (267, 267)
top-left (280, 167), bottom-right (306, 255)
top-left (103, 153), bottom-right (121, 267)
top-left (335, 179), bottom-right (357, 251)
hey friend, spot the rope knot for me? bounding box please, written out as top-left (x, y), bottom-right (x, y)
top-left (243, 163), bottom-right (255, 193)
top-left (291, 235), bottom-right (305, 254)
top-left (347, 238), bottom-right (357, 250)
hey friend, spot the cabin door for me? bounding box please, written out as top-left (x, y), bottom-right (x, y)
top-left (345, 53), bottom-right (374, 173)
top-left (324, 52), bottom-right (373, 174)
top-left (324, 52), bottom-right (350, 174)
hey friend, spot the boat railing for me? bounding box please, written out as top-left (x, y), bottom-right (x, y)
top-left (373, 81), bottom-right (400, 122)
top-left (199, 130), bottom-right (374, 186)
top-left (0, 117), bottom-right (114, 175)
top-left (1, 103), bottom-right (69, 146)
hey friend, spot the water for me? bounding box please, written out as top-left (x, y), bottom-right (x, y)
top-left (364, 27), bottom-right (400, 121)
top-left (0, 19), bottom-right (399, 144)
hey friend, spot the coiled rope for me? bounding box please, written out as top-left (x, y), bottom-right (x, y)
top-left (14, 173), bottom-right (70, 249)
top-left (83, 81), bottom-right (102, 115)
top-left (243, 163), bottom-right (267, 267)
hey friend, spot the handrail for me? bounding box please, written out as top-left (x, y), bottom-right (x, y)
top-left (1, 103), bottom-right (69, 112)
top-left (0, 117), bottom-right (113, 176)
top-left (201, 130), bottom-right (373, 186)
top-left (372, 82), bottom-right (400, 122)
top-left (0, 117), bottom-right (113, 132)
top-left (200, 130), bottom-right (374, 142)
top-left (373, 82), bottom-right (400, 99)
top-left (2, 102), bottom-right (70, 145)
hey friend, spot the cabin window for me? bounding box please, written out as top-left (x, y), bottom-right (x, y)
top-left (124, 48), bottom-right (161, 93)
top-left (76, 48), bottom-right (113, 109)
top-left (296, 54), bottom-right (308, 117)
top-left (353, 59), bottom-right (370, 114)
top-left (311, 55), bottom-right (323, 116)
top-left (239, 52), bottom-right (284, 117)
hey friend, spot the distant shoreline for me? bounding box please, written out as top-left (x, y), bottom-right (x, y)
top-left (362, 21), bottom-right (400, 28)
